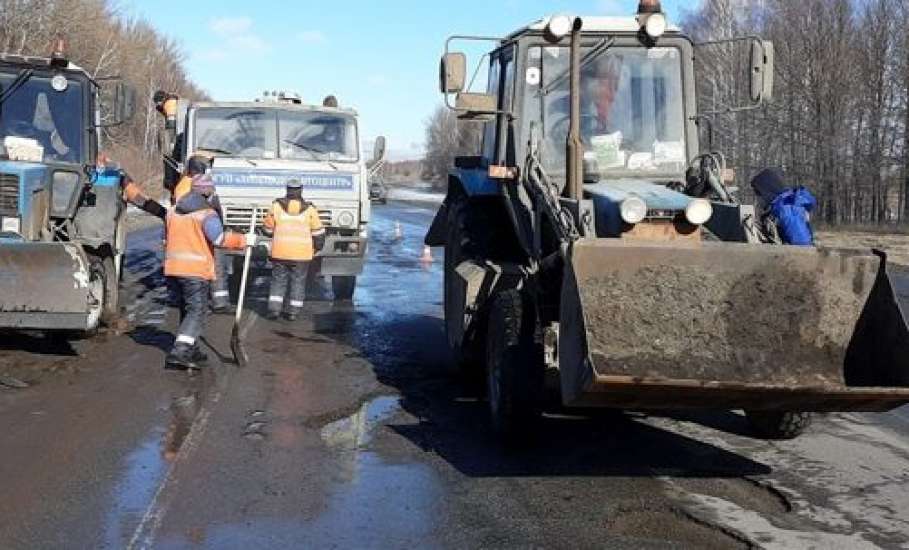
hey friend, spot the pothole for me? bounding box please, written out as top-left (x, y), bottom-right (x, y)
top-left (320, 395), bottom-right (401, 450)
top-left (607, 503), bottom-right (751, 549)
top-left (678, 477), bottom-right (792, 516)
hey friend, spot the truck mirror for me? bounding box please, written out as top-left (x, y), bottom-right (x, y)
top-left (115, 82), bottom-right (137, 124)
top-left (372, 136), bottom-right (387, 164)
top-left (440, 52), bottom-right (467, 94)
top-left (750, 40), bottom-right (774, 103)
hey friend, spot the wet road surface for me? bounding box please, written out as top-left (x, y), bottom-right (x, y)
top-left (2, 199), bottom-right (909, 549)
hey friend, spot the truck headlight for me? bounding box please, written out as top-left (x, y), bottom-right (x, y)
top-left (685, 199), bottom-right (713, 226)
top-left (337, 210), bottom-right (356, 228)
top-left (1, 216), bottom-right (20, 234)
top-left (620, 196), bottom-right (647, 224)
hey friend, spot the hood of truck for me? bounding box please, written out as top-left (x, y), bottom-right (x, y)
top-left (209, 158), bottom-right (361, 202)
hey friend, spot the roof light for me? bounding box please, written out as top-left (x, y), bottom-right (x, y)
top-left (644, 13), bottom-right (667, 39)
top-left (544, 14), bottom-right (574, 43)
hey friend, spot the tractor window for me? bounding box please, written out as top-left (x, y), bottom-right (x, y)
top-left (481, 58), bottom-right (501, 162)
top-left (0, 72), bottom-right (84, 164)
top-left (530, 45), bottom-right (687, 179)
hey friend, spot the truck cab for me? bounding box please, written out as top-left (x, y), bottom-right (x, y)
top-left (167, 93), bottom-right (381, 299)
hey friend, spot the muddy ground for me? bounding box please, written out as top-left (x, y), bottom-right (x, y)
top-left (1, 210), bottom-right (909, 549)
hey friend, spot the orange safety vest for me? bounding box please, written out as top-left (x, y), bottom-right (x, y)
top-left (164, 209), bottom-right (216, 280)
top-left (267, 200), bottom-right (323, 261)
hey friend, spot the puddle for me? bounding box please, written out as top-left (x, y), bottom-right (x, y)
top-left (321, 395), bottom-right (401, 450)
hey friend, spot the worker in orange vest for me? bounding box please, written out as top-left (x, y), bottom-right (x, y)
top-left (262, 179), bottom-right (325, 321)
top-left (169, 155), bottom-right (210, 205)
top-left (164, 174), bottom-right (251, 369)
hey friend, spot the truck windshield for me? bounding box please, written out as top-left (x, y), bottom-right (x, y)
top-left (529, 45), bottom-right (687, 178)
top-left (193, 107), bottom-right (359, 161)
top-left (0, 71), bottom-right (84, 164)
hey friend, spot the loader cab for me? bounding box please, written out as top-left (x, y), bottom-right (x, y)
top-left (0, 57), bottom-right (96, 167)
top-left (445, 19), bottom-right (699, 185)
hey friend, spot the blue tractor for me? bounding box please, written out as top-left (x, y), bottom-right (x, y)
top-left (0, 45), bottom-right (135, 333)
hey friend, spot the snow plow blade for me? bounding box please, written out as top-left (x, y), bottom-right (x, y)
top-left (559, 239), bottom-right (909, 411)
top-left (0, 242), bottom-right (101, 331)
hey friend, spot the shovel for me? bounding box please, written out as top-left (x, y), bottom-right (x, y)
top-left (229, 208), bottom-right (258, 367)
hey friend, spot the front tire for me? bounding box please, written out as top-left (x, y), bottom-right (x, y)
top-left (486, 289), bottom-right (544, 441)
top-left (746, 411), bottom-right (812, 440)
top-left (91, 254), bottom-right (120, 327)
top-left (332, 276), bottom-right (356, 300)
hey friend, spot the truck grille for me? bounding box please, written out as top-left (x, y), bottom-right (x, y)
top-left (0, 174), bottom-right (19, 215)
top-left (223, 205), bottom-right (332, 229)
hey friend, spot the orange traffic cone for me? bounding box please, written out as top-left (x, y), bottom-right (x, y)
top-left (420, 245), bottom-right (433, 263)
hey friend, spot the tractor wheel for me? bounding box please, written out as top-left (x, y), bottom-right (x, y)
top-left (486, 289), bottom-right (545, 441)
top-left (444, 199), bottom-right (473, 371)
top-left (94, 254), bottom-right (120, 327)
top-left (746, 411), bottom-right (813, 440)
top-left (332, 276), bottom-right (356, 300)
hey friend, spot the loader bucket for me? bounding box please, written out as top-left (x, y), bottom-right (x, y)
top-left (0, 242), bottom-right (101, 331)
top-left (558, 239), bottom-right (909, 411)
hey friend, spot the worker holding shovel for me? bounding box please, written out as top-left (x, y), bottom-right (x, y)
top-left (163, 175), bottom-right (255, 370)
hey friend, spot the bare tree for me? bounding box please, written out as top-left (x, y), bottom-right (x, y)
top-left (422, 105), bottom-right (483, 187)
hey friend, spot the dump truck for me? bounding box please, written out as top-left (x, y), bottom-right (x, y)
top-left (426, 1), bottom-right (909, 440)
top-left (159, 92), bottom-right (384, 299)
top-left (0, 44), bottom-right (135, 333)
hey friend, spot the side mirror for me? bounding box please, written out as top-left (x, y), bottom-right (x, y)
top-left (440, 52), bottom-right (467, 94)
top-left (114, 82), bottom-right (137, 124)
top-left (750, 40), bottom-right (774, 103)
top-left (372, 136), bottom-right (387, 164)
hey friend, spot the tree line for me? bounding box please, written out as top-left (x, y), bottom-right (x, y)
top-left (0, 0), bottom-right (205, 195)
top-left (687, 0), bottom-right (909, 226)
top-left (422, 0), bottom-right (909, 226)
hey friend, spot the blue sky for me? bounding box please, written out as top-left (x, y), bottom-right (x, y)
top-left (122, 0), bottom-right (692, 159)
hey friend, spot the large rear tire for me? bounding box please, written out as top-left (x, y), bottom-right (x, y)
top-left (746, 411), bottom-right (812, 440)
top-left (332, 276), bottom-right (356, 301)
top-left (486, 289), bottom-right (544, 441)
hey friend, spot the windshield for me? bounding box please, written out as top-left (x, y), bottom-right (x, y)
top-left (0, 71), bottom-right (84, 163)
top-left (193, 107), bottom-right (359, 161)
top-left (529, 45), bottom-right (687, 178)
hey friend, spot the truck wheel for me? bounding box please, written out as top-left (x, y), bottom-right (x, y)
top-left (486, 289), bottom-right (544, 441)
top-left (746, 411), bottom-right (812, 440)
top-left (444, 198), bottom-right (480, 376)
top-left (332, 276), bottom-right (356, 300)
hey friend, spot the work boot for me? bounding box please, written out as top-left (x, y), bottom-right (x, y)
top-left (165, 345), bottom-right (202, 370)
top-left (190, 346), bottom-right (209, 364)
top-left (284, 312), bottom-right (298, 322)
top-left (212, 303), bottom-right (235, 315)
top-left (266, 311), bottom-right (281, 321)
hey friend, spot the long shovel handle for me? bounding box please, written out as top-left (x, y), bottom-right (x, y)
top-left (235, 208), bottom-right (258, 323)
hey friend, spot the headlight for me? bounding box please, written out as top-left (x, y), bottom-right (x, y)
top-left (337, 210), bottom-right (356, 228)
top-left (1, 216), bottom-right (20, 234)
top-left (620, 196), bottom-right (647, 224)
top-left (643, 13), bottom-right (667, 39)
top-left (685, 198), bottom-right (713, 226)
top-left (544, 14), bottom-right (574, 43)
top-left (51, 171), bottom-right (81, 216)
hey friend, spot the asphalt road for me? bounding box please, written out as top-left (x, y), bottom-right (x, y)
top-left (1, 200), bottom-right (909, 549)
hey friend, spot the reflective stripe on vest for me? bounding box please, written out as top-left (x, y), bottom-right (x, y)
top-left (164, 209), bottom-right (216, 280)
top-left (271, 202), bottom-right (316, 261)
